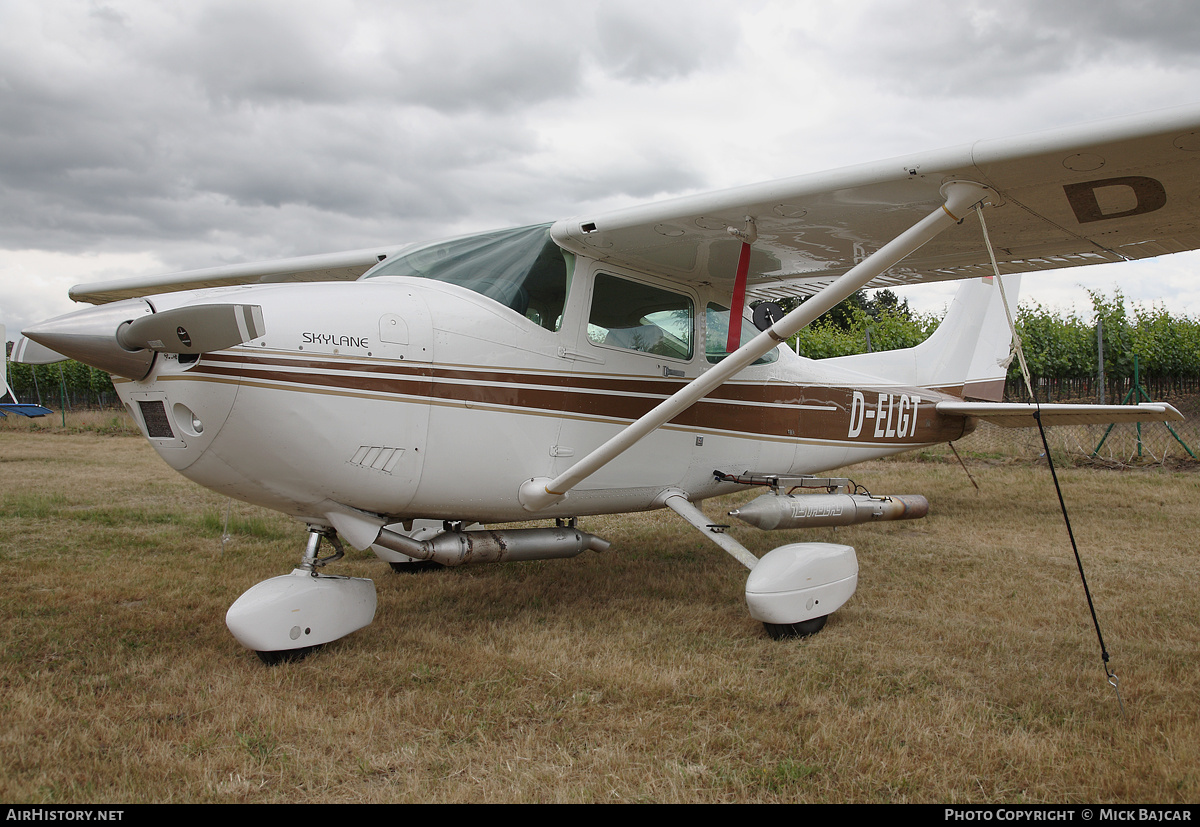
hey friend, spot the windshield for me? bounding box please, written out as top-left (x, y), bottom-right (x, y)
top-left (362, 224), bottom-right (569, 330)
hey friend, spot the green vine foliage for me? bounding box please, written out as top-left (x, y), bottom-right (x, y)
top-left (4, 359), bottom-right (117, 408)
top-left (791, 302), bottom-right (940, 359)
top-left (783, 288), bottom-right (938, 359)
top-left (785, 288), bottom-right (1200, 385)
top-left (1015, 302), bottom-right (1097, 380)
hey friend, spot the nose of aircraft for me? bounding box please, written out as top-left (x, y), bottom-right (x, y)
top-left (22, 299), bottom-right (266, 381)
top-left (21, 299), bottom-right (157, 380)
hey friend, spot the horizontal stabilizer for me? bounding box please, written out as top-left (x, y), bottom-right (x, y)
top-left (0, 403), bottom-right (54, 418)
top-left (936, 401), bottom-right (1184, 428)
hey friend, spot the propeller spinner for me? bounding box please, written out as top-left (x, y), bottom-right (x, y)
top-left (20, 299), bottom-right (265, 380)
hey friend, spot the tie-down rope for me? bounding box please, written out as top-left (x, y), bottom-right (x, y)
top-left (974, 204), bottom-right (1124, 717)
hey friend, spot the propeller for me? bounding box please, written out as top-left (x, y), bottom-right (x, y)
top-left (22, 300), bottom-right (266, 381)
top-left (116, 304), bottom-right (265, 354)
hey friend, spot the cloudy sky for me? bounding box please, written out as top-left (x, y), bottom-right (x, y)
top-left (5, 0), bottom-right (1200, 337)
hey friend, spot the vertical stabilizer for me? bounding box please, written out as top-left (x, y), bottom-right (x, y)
top-left (1, 324), bottom-right (10, 403)
top-left (818, 275), bottom-right (1019, 400)
top-left (1, 324), bottom-right (55, 416)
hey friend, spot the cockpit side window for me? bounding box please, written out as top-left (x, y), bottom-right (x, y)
top-left (361, 224), bottom-right (568, 332)
top-left (588, 273), bottom-right (693, 360)
top-left (705, 302), bottom-right (779, 365)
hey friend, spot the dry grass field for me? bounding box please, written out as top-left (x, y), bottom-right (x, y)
top-left (1, 412), bottom-right (1198, 803)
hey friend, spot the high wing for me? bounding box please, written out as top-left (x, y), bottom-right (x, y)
top-left (516, 105), bottom-right (1200, 510)
top-left (70, 245), bottom-right (413, 305)
top-left (936, 401), bottom-right (1184, 428)
top-left (549, 103), bottom-right (1200, 301)
top-left (67, 104), bottom-right (1200, 306)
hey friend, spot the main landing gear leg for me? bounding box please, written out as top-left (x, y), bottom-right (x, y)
top-left (661, 492), bottom-right (856, 640)
top-left (225, 525), bottom-right (378, 664)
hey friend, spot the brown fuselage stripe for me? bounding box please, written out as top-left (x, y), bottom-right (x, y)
top-left (190, 352), bottom-right (968, 444)
top-left (203, 351), bottom-right (862, 403)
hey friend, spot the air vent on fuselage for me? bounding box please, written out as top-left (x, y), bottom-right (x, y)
top-left (350, 446), bottom-right (404, 473)
top-left (137, 400), bottom-right (175, 439)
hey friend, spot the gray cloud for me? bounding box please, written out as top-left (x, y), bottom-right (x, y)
top-left (135, 2), bottom-right (590, 112)
top-left (818, 0), bottom-right (1200, 99)
top-left (0, 0), bottom-right (733, 267)
top-left (593, 0), bottom-right (734, 82)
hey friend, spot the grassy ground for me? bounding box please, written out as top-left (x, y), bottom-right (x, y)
top-left (1, 416), bottom-right (1197, 802)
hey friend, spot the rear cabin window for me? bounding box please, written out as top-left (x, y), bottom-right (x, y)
top-left (587, 274), bottom-right (693, 360)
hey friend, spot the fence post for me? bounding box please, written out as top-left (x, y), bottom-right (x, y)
top-left (1134, 354), bottom-right (1142, 458)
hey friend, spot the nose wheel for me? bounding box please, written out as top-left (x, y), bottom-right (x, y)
top-left (255, 645), bottom-right (321, 665)
top-left (226, 526), bottom-right (377, 663)
top-left (762, 616), bottom-right (828, 640)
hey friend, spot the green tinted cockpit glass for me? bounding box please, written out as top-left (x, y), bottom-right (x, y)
top-left (362, 224), bottom-right (569, 331)
top-left (705, 303), bottom-right (779, 365)
top-left (588, 273), bottom-right (693, 360)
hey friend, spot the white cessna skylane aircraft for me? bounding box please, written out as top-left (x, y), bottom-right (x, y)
top-left (15, 105), bottom-right (1197, 662)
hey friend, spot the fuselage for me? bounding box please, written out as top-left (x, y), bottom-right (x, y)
top-left (112, 255), bottom-right (970, 529)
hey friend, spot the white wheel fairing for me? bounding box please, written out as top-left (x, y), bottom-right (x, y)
top-left (225, 569), bottom-right (377, 652)
top-left (745, 543), bottom-right (858, 625)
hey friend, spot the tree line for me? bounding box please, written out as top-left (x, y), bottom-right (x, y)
top-left (4, 348), bottom-right (118, 408)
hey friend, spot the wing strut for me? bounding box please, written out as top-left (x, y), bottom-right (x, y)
top-left (662, 491), bottom-right (759, 570)
top-left (518, 181), bottom-right (992, 512)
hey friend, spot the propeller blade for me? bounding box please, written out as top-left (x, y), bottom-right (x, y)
top-left (116, 304), bottom-right (265, 354)
top-left (9, 336), bottom-right (68, 365)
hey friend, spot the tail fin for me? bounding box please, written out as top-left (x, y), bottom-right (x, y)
top-left (1, 324), bottom-right (8, 403)
top-left (818, 275), bottom-right (1019, 401)
top-left (2, 324), bottom-right (57, 416)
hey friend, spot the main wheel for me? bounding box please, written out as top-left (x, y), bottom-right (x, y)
top-left (763, 615), bottom-right (827, 640)
top-left (389, 560), bottom-right (446, 574)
